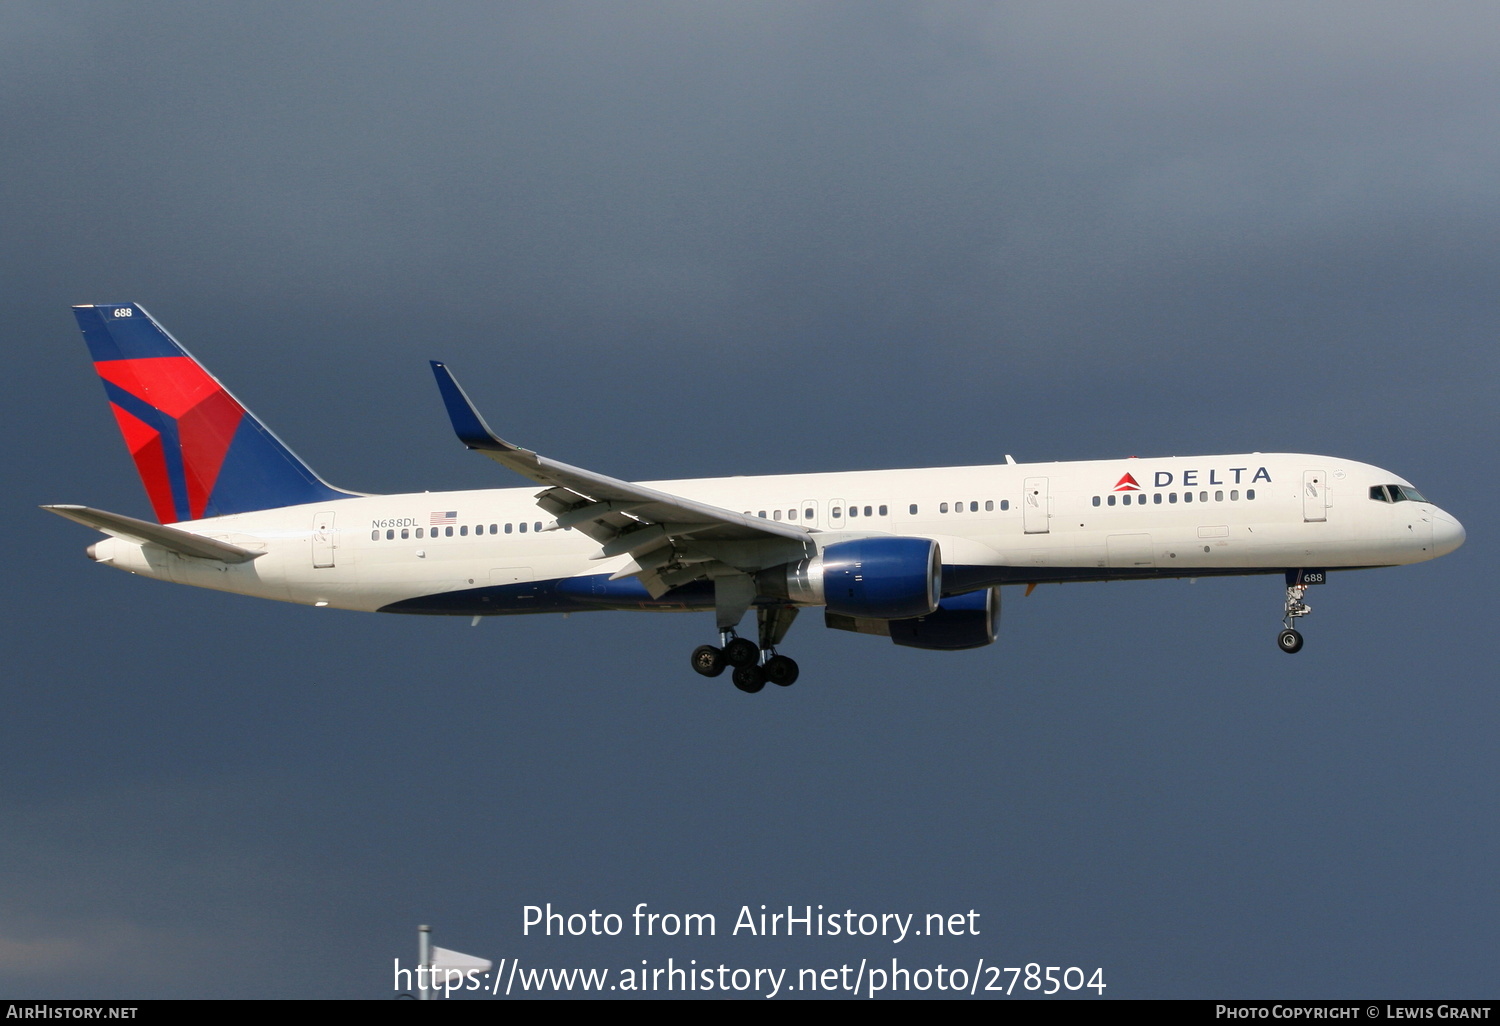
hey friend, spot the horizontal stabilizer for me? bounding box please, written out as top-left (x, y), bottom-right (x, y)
top-left (41, 504), bottom-right (263, 563)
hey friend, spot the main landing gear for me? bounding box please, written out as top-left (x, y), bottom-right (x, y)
top-left (1277, 571), bottom-right (1313, 654)
top-left (690, 599), bottom-right (801, 693)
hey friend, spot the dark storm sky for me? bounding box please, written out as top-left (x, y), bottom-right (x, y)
top-left (3, 2), bottom-right (1496, 998)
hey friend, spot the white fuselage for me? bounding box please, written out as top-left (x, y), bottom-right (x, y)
top-left (84, 452), bottom-right (1464, 617)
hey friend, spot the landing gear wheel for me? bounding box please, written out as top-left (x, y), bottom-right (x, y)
top-left (764, 655), bottom-right (800, 687)
top-left (1278, 628), bottom-right (1304, 654)
top-left (723, 637), bottom-right (760, 668)
top-left (732, 664), bottom-right (766, 693)
top-left (691, 645), bottom-right (726, 677)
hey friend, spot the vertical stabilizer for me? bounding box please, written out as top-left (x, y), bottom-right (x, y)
top-left (73, 303), bottom-right (354, 523)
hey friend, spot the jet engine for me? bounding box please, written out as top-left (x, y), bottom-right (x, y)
top-left (889, 587), bottom-right (1000, 650)
top-left (758, 537), bottom-right (941, 619)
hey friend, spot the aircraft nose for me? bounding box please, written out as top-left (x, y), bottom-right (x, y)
top-left (1431, 510), bottom-right (1466, 557)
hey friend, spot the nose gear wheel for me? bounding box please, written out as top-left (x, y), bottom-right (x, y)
top-left (1277, 572), bottom-right (1313, 654)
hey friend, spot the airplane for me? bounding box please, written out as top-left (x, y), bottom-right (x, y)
top-left (46, 303), bottom-right (1466, 693)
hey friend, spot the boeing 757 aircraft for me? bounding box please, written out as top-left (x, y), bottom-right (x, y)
top-left (47, 304), bottom-right (1466, 692)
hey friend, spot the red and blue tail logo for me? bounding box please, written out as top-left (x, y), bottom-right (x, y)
top-left (74, 304), bottom-right (351, 524)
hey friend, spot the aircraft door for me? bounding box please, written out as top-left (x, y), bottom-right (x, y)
top-left (828, 498), bottom-right (845, 530)
top-left (1023, 478), bottom-right (1050, 534)
top-left (800, 499), bottom-right (818, 528)
top-left (1302, 470), bottom-right (1327, 523)
top-left (312, 511), bottom-right (336, 568)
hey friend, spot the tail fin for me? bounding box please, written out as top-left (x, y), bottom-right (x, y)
top-left (73, 303), bottom-right (354, 523)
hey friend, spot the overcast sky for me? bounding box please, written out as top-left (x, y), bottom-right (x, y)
top-left (4, 1), bottom-right (1496, 999)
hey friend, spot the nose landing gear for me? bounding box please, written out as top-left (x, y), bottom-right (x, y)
top-left (1277, 571), bottom-right (1314, 654)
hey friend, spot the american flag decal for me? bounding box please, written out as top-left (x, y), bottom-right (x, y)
top-left (430, 511), bottom-right (457, 525)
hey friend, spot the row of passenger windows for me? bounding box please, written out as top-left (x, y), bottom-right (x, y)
top-left (744, 505), bottom-right (894, 520)
top-left (369, 487), bottom-right (1275, 539)
top-left (371, 522), bottom-right (543, 541)
top-left (748, 507), bottom-right (834, 521)
top-left (938, 500), bottom-right (1009, 513)
top-left (1092, 489), bottom-right (1256, 507)
top-left (746, 500), bottom-right (1010, 520)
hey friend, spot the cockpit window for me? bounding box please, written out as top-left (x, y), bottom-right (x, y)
top-left (1371, 484), bottom-right (1429, 503)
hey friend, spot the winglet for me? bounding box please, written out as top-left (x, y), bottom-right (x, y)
top-left (429, 361), bottom-right (519, 454)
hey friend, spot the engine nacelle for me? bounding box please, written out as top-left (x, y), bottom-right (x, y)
top-left (761, 537), bottom-right (941, 620)
top-left (889, 587), bottom-right (1000, 650)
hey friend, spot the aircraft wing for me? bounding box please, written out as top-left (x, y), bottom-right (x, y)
top-left (430, 362), bottom-right (813, 593)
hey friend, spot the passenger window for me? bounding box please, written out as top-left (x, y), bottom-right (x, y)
top-left (969, 501), bottom-right (977, 512)
top-left (370, 530), bottom-right (379, 541)
top-left (985, 500), bottom-right (993, 511)
top-left (1122, 494), bottom-right (1131, 505)
top-left (1107, 495), bottom-right (1116, 506)
top-left (1200, 492), bottom-right (1208, 503)
top-left (519, 523), bottom-right (526, 533)
top-left (805, 508), bottom-right (815, 519)
top-left (401, 528), bottom-right (409, 539)
top-left (1000, 500), bottom-right (1009, 511)
top-left (1230, 490), bottom-right (1239, 501)
top-left (773, 510), bottom-right (782, 521)
top-left (505, 523), bottom-right (512, 534)
top-left (758, 511), bottom-right (767, 518)
top-left (490, 524), bottom-right (497, 533)
top-left (909, 504), bottom-right (918, 515)
top-left (849, 506), bottom-right (859, 518)
top-left (1215, 490), bottom-right (1223, 502)
top-left (1184, 492), bottom-right (1193, 503)
top-left (788, 509), bottom-right (797, 521)
top-left (1092, 496), bottom-right (1100, 507)
top-left (445, 526), bottom-right (453, 537)
top-left (939, 503), bottom-right (948, 513)
top-left (386, 529), bottom-right (395, 540)
top-left (831, 507), bottom-right (842, 518)
top-left (1169, 493), bottom-right (1177, 504)
top-left (416, 527), bottom-right (425, 538)
top-left (460, 525), bottom-right (468, 536)
top-left (879, 505), bottom-right (888, 516)
top-left (1153, 493), bottom-right (1162, 504)
top-left (1247, 489), bottom-right (1256, 500)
